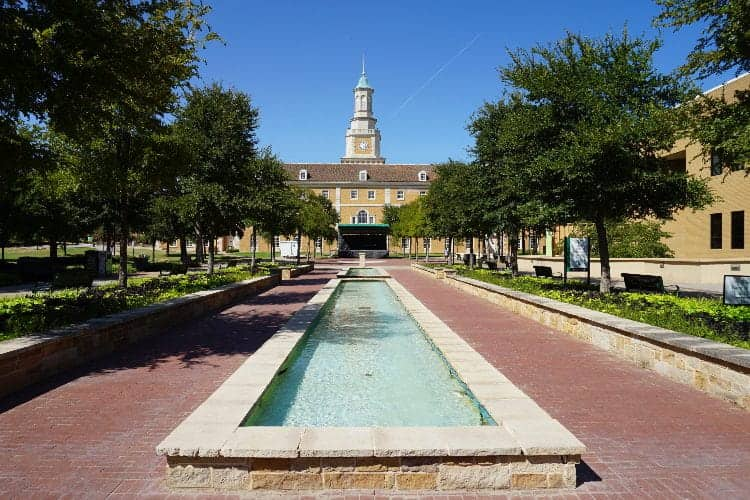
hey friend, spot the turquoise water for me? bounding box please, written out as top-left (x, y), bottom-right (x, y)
top-left (243, 280), bottom-right (493, 427)
top-left (345, 267), bottom-right (381, 277)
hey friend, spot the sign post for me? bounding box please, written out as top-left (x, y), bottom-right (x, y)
top-left (564, 237), bottom-right (591, 286)
top-left (723, 275), bottom-right (750, 305)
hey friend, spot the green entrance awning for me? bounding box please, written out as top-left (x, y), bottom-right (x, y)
top-left (337, 224), bottom-right (389, 229)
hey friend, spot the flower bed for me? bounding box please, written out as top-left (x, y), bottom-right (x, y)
top-left (450, 267), bottom-right (750, 349)
top-left (0, 266), bottom-right (269, 341)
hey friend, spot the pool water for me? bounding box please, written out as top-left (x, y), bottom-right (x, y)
top-left (243, 280), bottom-right (493, 427)
top-left (345, 267), bottom-right (381, 277)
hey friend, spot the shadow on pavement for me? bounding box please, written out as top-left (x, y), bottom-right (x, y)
top-left (0, 271), bottom-right (335, 413)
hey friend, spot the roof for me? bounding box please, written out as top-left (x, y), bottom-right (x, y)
top-left (356, 72), bottom-right (372, 89)
top-left (286, 163), bottom-right (434, 183)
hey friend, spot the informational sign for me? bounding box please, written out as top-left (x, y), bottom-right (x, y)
top-left (723, 275), bottom-right (750, 305)
top-left (565, 237), bottom-right (590, 272)
top-left (279, 240), bottom-right (298, 258)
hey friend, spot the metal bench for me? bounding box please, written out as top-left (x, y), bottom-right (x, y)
top-left (533, 265), bottom-right (554, 278)
top-left (621, 273), bottom-right (679, 294)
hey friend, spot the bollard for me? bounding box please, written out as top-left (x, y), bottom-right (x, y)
top-left (358, 252), bottom-right (366, 268)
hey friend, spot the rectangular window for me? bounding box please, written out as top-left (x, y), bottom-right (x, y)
top-left (710, 213), bottom-right (722, 249)
top-left (350, 190), bottom-right (358, 200)
top-left (351, 216), bottom-right (356, 223)
top-left (419, 191), bottom-right (426, 197)
top-left (367, 190), bottom-right (375, 200)
top-left (369, 216), bottom-right (375, 224)
top-left (731, 211), bottom-right (745, 249)
top-left (321, 190), bottom-right (329, 199)
top-left (396, 190), bottom-right (405, 200)
top-left (711, 151), bottom-right (723, 176)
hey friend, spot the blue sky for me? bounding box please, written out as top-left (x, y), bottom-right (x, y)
top-left (196, 0), bottom-right (730, 164)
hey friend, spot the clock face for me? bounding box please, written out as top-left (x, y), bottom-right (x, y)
top-left (356, 137), bottom-right (372, 154)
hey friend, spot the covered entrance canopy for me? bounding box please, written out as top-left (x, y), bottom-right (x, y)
top-left (337, 224), bottom-right (389, 258)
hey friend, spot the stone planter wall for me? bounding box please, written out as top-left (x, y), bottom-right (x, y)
top-left (412, 264), bottom-right (750, 410)
top-left (0, 272), bottom-right (295, 399)
top-left (282, 263), bottom-right (314, 280)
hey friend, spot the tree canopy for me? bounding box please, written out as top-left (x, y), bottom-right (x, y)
top-left (654, 0), bottom-right (750, 169)
top-left (470, 29), bottom-right (713, 291)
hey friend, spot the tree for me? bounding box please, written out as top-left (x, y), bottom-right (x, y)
top-left (423, 161), bottom-right (493, 267)
top-left (22, 1), bottom-right (218, 287)
top-left (655, 0), bottom-right (750, 169)
top-left (383, 200), bottom-right (428, 260)
top-left (242, 149), bottom-right (293, 269)
top-left (174, 84), bottom-right (261, 275)
top-left (570, 220), bottom-right (674, 258)
top-left (496, 30), bottom-right (713, 292)
top-left (469, 97), bottom-right (563, 275)
top-left (298, 191), bottom-right (339, 261)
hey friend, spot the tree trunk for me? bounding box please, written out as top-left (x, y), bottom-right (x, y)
top-left (296, 229), bottom-right (301, 266)
top-left (195, 232), bottom-right (203, 263)
top-left (271, 235), bottom-right (276, 264)
top-left (595, 217), bottom-right (611, 293)
top-left (425, 239), bottom-right (429, 263)
top-left (152, 241), bottom-right (156, 263)
top-left (49, 237), bottom-right (58, 264)
top-left (166, 241), bottom-right (170, 256)
top-left (450, 236), bottom-right (455, 266)
top-left (468, 235), bottom-right (474, 270)
top-left (179, 236), bottom-right (189, 265)
top-left (251, 229), bottom-right (257, 271)
top-left (207, 237), bottom-right (215, 275)
top-left (63, 241), bottom-right (67, 256)
top-left (1, 245), bottom-right (4, 262)
top-left (119, 234), bottom-right (128, 288)
top-left (509, 236), bottom-right (519, 277)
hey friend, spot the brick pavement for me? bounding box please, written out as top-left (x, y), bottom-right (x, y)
top-left (0, 271), bottom-right (336, 499)
top-left (387, 268), bottom-right (750, 499)
top-left (2, 264), bottom-right (749, 499)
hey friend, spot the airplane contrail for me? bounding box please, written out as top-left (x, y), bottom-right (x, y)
top-left (389, 33), bottom-right (481, 120)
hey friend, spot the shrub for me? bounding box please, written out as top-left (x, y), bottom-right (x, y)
top-left (52, 269), bottom-right (95, 289)
top-left (0, 265), bottom-right (266, 341)
top-left (457, 268), bottom-right (750, 349)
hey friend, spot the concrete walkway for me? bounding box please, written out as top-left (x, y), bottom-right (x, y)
top-left (388, 267), bottom-right (750, 499)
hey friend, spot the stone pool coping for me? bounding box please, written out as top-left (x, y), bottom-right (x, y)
top-left (412, 263), bottom-right (750, 410)
top-left (157, 269), bottom-right (585, 490)
top-left (335, 267), bottom-right (391, 279)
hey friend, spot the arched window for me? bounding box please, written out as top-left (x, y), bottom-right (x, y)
top-left (359, 170), bottom-right (368, 181)
top-left (357, 210), bottom-right (368, 224)
top-left (359, 95), bottom-right (366, 111)
top-left (418, 170), bottom-right (428, 182)
top-left (298, 169), bottom-right (308, 180)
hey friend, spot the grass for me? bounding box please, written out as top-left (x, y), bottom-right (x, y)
top-left (439, 266), bottom-right (750, 350)
top-left (0, 264), bottom-right (274, 341)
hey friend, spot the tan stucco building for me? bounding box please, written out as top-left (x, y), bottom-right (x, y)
top-left (238, 65), bottom-right (437, 258)
top-left (661, 73), bottom-right (749, 259)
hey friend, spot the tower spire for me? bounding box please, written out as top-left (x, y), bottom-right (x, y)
top-left (362, 53), bottom-right (365, 75)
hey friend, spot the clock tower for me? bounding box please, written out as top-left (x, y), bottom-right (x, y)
top-left (342, 59), bottom-right (385, 164)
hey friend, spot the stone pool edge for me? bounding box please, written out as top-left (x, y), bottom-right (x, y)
top-left (156, 271), bottom-right (585, 491)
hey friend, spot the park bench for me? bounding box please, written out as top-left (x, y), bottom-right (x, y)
top-left (533, 265), bottom-right (554, 278)
top-left (621, 273), bottom-right (679, 294)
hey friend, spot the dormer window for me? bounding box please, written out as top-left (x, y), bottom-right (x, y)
top-left (298, 169), bottom-right (308, 181)
top-left (359, 170), bottom-right (368, 181)
top-left (418, 170), bottom-right (428, 182)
